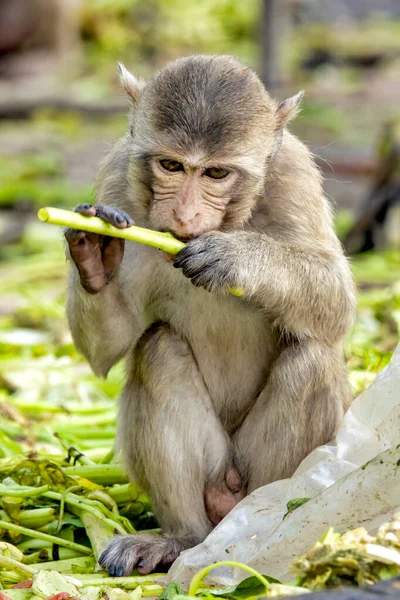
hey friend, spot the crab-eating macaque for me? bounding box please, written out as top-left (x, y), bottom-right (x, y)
top-left (65, 55), bottom-right (356, 576)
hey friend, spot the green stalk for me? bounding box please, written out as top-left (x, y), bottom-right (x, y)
top-left (188, 560), bottom-right (271, 596)
top-left (106, 484), bottom-right (142, 504)
top-left (80, 512), bottom-right (113, 565)
top-left (99, 449), bottom-right (115, 464)
top-left (43, 491), bottom-right (128, 535)
top-left (139, 584), bottom-right (165, 596)
top-left (17, 539), bottom-right (51, 551)
top-left (19, 508), bottom-right (55, 522)
top-left (0, 485), bottom-right (49, 498)
top-left (0, 554), bottom-right (35, 578)
top-left (0, 520), bottom-right (92, 555)
top-left (54, 433), bottom-right (95, 466)
top-left (52, 412), bottom-right (116, 429)
top-left (73, 575), bottom-right (164, 588)
top-left (62, 464), bottom-right (129, 485)
top-left (18, 518), bottom-right (54, 530)
top-left (18, 508), bottom-right (56, 530)
top-left (0, 569), bottom-right (24, 585)
top-left (38, 207), bottom-right (244, 297)
top-left (59, 427), bottom-right (115, 440)
top-left (32, 556), bottom-right (95, 573)
top-left (38, 207), bottom-right (185, 254)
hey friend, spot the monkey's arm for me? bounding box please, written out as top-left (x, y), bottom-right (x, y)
top-left (175, 231), bottom-right (355, 343)
top-left (66, 265), bottom-right (138, 377)
top-left (174, 136), bottom-right (356, 344)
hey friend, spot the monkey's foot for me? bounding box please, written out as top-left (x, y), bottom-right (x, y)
top-left (98, 534), bottom-right (191, 576)
top-left (205, 467), bottom-right (245, 526)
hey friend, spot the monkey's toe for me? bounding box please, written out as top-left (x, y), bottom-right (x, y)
top-left (99, 534), bottom-right (188, 576)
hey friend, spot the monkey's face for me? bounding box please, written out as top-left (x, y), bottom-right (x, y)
top-left (146, 153), bottom-right (250, 240)
top-left (126, 55), bottom-right (295, 237)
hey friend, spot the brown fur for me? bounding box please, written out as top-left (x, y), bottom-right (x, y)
top-left (65, 55), bottom-right (356, 576)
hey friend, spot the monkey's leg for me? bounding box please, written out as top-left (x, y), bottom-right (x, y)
top-left (234, 342), bottom-right (351, 491)
top-left (99, 323), bottom-right (233, 576)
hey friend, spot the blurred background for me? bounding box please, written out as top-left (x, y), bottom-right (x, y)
top-left (0, 0), bottom-right (399, 459)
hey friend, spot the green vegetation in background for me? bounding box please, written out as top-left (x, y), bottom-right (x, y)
top-left (80, 0), bottom-right (260, 76)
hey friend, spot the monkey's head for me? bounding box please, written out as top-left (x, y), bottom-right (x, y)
top-left (120, 55), bottom-right (302, 240)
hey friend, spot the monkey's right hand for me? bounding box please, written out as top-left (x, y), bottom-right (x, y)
top-left (65, 204), bottom-right (134, 294)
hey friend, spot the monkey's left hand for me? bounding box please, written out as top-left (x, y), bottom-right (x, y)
top-left (173, 232), bottom-right (241, 293)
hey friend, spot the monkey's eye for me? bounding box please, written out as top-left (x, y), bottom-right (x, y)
top-left (160, 159), bottom-right (184, 172)
top-left (204, 167), bottom-right (230, 179)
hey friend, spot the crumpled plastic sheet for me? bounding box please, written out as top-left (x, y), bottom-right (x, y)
top-left (168, 343), bottom-right (400, 587)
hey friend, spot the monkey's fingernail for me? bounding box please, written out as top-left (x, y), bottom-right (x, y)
top-left (116, 566), bottom-right (124, 577)
top-left (115, 214), bottom-right (124, 224)
top-left (98, 552), bottom-right (106, 565)
top-left (82, 203), bottom-right (91, 209)
top-left (109, 564), bottom-right (116, 576)
top-left (137, 560), bottom-right (145, 568)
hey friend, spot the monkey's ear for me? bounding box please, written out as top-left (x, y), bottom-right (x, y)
top-left (118, 63), bottom-right (146, 104)
top-left (275, 91), bottom-right (304, 128)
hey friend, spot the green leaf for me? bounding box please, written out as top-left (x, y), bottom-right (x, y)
top-left (197, 575), bottom-right (281, 599)
top-left (158, 582), bottom-right (186, 600)
top-left (283, 498), bottom-right (311, 519)
top-left (31, 570), bottom-right (78, 599)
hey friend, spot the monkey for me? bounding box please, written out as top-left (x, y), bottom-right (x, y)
top-left (64, 55), bottom-right (356, 577)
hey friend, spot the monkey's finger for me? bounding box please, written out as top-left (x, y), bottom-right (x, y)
top-left (175, 254), bottom-right (219, 280)
top-left (64, 228), bottom-right (102, 248)
top-left (66, 231), bottom-right (107, 294)
top-left (102, 237), bottom-right (125, 276)
top-left (77, 260), bottom-right (107, 295)
top-left (173, 251), bottom-right (212, 273)
top-left (95, 205), bottom-right (134, 229)
top-left (74, 203), bottom-right (97, 217)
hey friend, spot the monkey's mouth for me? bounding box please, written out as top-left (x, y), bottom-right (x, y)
top-left (161, 229), bottom-right (196, 243)
top-left (174, 235), bottom-right (193, 243)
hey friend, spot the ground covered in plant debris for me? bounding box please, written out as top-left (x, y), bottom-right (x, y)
top-left (0, 213), bottom-right (399, 598)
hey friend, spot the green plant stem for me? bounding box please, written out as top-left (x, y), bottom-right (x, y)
top-left (0, 485), bottom-right (49, 498)
top-left (106, 483), bottom-right (142, 504)
top-left (38, 207), bottom-right (244, 297)
top-left (43, 491), bottom-right (128, 535)
top-left (73, 575), bottom-right (164, 588)
top-left (188, 561), bottom-right (271, 596)
top-left (54, 434), bottom-right (95, 466)
top-left (32, 556), bottom-right (95, 572)
top-left (99, 449), bottom-right (115, 464)
top-left (141, 584), bottom-right (165, 596)
top-left (0, 520), bottom-right (92, 555)
top-left (19, 508), bottom-right (55, 521)
top-left (63, 464), bottom-right (129, 485)
top-left (0, 554), bottom-right (36, 578)
top-left (38, 207), bottom-right (185, 254)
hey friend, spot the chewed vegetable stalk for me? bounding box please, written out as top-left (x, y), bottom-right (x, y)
top-left (37, 207), bottom-right (244, 297)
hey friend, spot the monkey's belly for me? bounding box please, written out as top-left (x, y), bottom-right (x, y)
top-left (157, 287), bottom-right (276, 430)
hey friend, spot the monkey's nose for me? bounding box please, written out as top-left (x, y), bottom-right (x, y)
top-left (172, 209), bottom-right (201, 227)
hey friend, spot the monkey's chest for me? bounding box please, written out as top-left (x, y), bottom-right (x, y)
top-left (157, 287), bottom-right (277, 426)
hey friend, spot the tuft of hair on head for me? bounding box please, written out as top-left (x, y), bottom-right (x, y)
top-left (118, 62), bottom-right (146, 104)
top-left (275, 91), bottom-right (304, 129)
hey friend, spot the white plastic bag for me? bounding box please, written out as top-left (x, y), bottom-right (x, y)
top-left (168, 343), bottom-right (400, 587)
